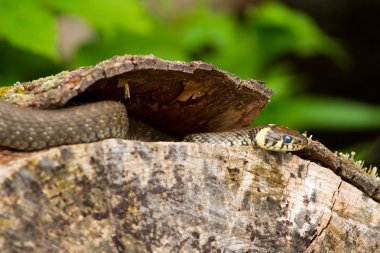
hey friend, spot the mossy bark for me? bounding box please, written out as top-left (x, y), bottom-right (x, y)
top-left (0, 54), bottom-right (379, 252)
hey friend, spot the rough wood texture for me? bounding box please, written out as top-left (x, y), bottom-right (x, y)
top-left (0, 140), bottom-right (379, 252)
top-left (1, 55), bottom-right (379, 252)
top-left (4, 54), bottom-right (272, 137)
top-left (296, 140), bottom-right (380, 203)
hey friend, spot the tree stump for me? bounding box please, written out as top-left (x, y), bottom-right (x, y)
top-left (0, 55), bottom-right (379, 252)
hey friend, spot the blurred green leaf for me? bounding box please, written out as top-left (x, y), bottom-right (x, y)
top-left (173, 7), bottom-right (261, 78)
top-left (0, 0), bottom-right (57, 60)
top-left (258, 63), bottom-right (308, 97)
top-left (49, 0), bottom-right (152, 39)
top-left (72, 25), bottom-right (186, 67)
top-left (254, 96), bottom-right (380, 131)
top-left (0, 41), bottom-right (60, 85)
top-left (247, 2), bottom-right (349, 69)
top-left (175, 7), bottom-right (236, 52)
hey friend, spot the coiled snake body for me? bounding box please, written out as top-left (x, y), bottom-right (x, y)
top-left (0, 100), bottom-right (128, 151)
top-left (0, 100), bottom-right (308, 151)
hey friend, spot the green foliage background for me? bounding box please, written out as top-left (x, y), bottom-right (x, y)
top-left (0, 0), bottom-right (379, 163)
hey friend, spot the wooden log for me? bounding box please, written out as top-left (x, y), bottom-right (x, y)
top-left (0, 55), bottom-right (379, 252)
top-left (0, 140), bottom-right (379, 252)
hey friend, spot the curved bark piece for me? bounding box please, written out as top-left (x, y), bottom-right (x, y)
top-left (1, 54), bottom-right (379, 252)
top-left (0, 140), bottom-right (379, 252)
top-left (3, 55), bottom-right (273, 136)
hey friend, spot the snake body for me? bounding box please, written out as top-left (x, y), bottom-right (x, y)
top-left (0, 100), bottom-right (307, 151)
top-left (0, 100), bottom-right (128, 150)
top-left (184, 125), bottom-right (308, 152)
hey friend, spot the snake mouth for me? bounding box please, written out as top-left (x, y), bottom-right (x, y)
top-left (259, 142), bottom-right (306, 152)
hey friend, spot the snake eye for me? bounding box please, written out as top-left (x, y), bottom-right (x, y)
top-left (283, 135), bottom-right (292, 143)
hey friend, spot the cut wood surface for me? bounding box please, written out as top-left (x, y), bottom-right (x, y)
top-left (0, 140), bottom-right (379, 252)
top-left (0, 55), bottom-right (379, 252)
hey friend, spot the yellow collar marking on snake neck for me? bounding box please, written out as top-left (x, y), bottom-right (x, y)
top-left (255, 127), bottom-right (271, 150)
top-left (255, 125), bottom-right (308, 152)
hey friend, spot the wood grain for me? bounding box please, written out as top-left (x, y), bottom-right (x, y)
top-left (0, 140), bottom-right (378, 252)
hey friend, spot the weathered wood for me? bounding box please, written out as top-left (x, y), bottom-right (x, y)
top-left (3, 55), bottom-right (272, 137)
top-left (0, 140), bottom-right (379, 252)
top-left (296, 139), bottom-right (380, 203)
top-left (1, 54), bottom-right (379, 252)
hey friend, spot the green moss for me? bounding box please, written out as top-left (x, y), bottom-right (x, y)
top-left (0, 86), bottom-right (12, 97)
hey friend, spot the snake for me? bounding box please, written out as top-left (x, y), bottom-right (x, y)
top-left (0, 100), bottom-right (308, 152)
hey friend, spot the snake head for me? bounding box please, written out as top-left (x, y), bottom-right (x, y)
top-left (255, 125), bottom-right (309, 152)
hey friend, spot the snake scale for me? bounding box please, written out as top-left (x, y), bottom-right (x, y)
top-left (0, 100), bottom-right (308, 151)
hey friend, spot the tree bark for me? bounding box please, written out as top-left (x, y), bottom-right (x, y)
top-left (0, 140), bottom-right (379, 252)
top-left (0, 55), bottom-right (379, 252)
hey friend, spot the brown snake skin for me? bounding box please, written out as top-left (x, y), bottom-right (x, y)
top-left (184, 125), bottom-right (308, 152)
top-left (0, 100), bottom-right (307, 152)
top-left (0, 100), bottom-right (128, 150)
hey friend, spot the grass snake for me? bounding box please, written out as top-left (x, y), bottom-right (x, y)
top-left (0, 100), bottom-right (308, 151)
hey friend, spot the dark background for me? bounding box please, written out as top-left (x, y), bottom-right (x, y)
top-left (283, 0), bottom-right (380, 165)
